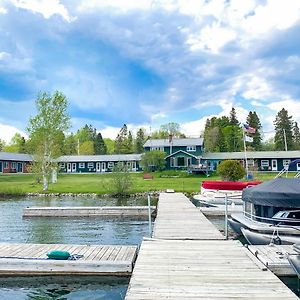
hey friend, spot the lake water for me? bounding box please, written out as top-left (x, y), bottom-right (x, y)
top-left (0, 196), bottom-right (152, 299)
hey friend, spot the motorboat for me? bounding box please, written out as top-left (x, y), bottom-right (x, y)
top-left (194, 180), bottom-right (261, 205)
top-left (229, 178), bottom-right (300, 245)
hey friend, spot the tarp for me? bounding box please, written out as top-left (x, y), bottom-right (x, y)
top-left (242, 177), bottom-right (300, 208)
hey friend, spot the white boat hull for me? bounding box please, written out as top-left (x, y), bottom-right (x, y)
top-left (241, 227), bottom-right (300, 245)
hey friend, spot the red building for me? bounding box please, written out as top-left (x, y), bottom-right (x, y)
top-left (0, 152), bottom-right (33, 173)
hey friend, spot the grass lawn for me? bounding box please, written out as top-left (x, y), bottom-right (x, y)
top-left (0, 171), bottom-right (296, 195)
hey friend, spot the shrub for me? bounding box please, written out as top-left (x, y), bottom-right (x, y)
top-left (217, 160), bottom-right (246, 181)
top-left (140, 151), bottom-right (166, 172)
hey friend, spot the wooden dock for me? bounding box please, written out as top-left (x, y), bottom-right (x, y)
top-left (0, 243), bottom-right (137, 276)
top-left (247, 244), bottom-right (297, 276)
top-left (125, 193), bottom-right (298, 299)
top-left (23, 206), bottom-right (156, 219)
top-left (153, 192), bottom-right (224, 240)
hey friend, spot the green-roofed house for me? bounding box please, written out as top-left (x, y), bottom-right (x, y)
top-left (143, 138), bottom-right (204, 170)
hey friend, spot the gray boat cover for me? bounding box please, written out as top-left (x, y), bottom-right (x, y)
top-left (242, 178), bottom-right (300, 207)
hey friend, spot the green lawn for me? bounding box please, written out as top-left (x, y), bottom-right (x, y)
top-left (0, 171), bottom-right (295, 195)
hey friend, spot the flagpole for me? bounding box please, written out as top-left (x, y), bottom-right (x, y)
top-left (243, 129), bottom-right (249, 179)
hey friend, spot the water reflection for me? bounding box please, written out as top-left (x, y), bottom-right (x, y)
top-left (0, 276), bottom-right (129, 300)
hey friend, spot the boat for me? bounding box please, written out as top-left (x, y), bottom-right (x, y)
top-left (194, 180), bottom-right (261, 205)
top-left (229, 177), bottom-right (300, 245)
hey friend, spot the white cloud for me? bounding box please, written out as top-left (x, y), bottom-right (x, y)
top-left (12, 0), bottom-right (74, 22)
top-left (0, 123), bottom-right (27, 143)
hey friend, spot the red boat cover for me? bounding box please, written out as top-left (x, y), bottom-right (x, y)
top-left (202, 181), bottom-right (261, 191)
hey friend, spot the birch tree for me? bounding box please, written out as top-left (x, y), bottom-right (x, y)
top-left (27, 91), bottom-right (70, 191)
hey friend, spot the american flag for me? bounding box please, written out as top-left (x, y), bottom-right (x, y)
top-left (243, 124), bottom-right (256, 134)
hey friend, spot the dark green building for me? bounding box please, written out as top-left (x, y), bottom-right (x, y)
top-left (143, 138), bottom-right (204, 169)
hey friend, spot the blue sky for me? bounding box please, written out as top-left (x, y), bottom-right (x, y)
top-left (1, 0), bottom-right (300, 142)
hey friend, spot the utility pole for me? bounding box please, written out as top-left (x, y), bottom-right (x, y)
top-left (283, 129), bottom-right (288, 151)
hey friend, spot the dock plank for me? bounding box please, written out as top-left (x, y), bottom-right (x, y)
top-left (0, 243), bottom-right (137, 275)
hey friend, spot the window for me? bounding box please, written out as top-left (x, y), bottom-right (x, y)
top-left (150, 147), bottom-right (164, 151)
top-left (79, 163), bottom-right (85, 169)
top-left (170, 157), bottom-right (175, 167)
top-left (283, 159), bottom-right (291, 167)
top-left (132, 161), bottom-right (136, 169)
top-left (261, 160), bottom-right (269, 167)
top-left (108, 162), bottom-right (114, 169)
top-left (60, 163), bottom-right (65, 169)
top-left (88, 162), bottom-right (94, 168)
top-left (3, 162), bottom-right (8, 169)
top-left (247, 159), bottom-right (254, 167)
top-left (186, 145), bottom-right (196, 152)
top-left (11, 162), bottom-right (17, 169)
top-left (177, 157), bottom-right (185, 167)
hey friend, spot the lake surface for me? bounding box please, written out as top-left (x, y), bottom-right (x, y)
top-left (0, 196), bottom-right (152, 299)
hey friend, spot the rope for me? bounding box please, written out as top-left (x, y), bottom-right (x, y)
top-left (0, 254), bottom-right (84, 260)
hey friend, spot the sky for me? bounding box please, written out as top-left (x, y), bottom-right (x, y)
top-left (1, 0), bottom-right (300, 143)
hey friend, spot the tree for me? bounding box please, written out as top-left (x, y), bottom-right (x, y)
top-left (140, 151), bottom-right (166, 172)
top-left (229, 107), bottom-right (239, 126)
top-left (274, 108), bottom-right (294, 150)
top-left (261, 138), bottom-right (275, 151)
top-left (0, 139), bottom-right (5, 151)
top-left (127, 131), bottom-right (134, 153)
top-left (64, 133), bottom-right (77, 155)
top-left (27, 91), bottom-right (70, 191)
top-left (115, 124), bottom-right (130, 154)
top-left (135, 128), bottom-right (146, 153)
top-left (246, 111), bottom-right (262, 150)
top-left (79, 141), bottom-right (94, 155)
top-left (94, 132), bottom-right (107, 155)
top-left (104, 138), bottom-right (114, 154)
top-left (222, 125), bottom-right (243, 152)
top-left (217, 160), bottom-right (246, 181)
top-left (4, 133), bottom-right (26, 153)
top-left (151, 122), bottom-right (186, 139)
top-left (293, 122), bottom-right (300, 150)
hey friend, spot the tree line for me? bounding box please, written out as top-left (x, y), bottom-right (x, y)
top-left (204, 107), bottom-right (300, 152)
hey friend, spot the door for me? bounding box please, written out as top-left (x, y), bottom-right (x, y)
top-left (187, 157), bottom-right (192, 166)
top-left (96, 162), bottom-right (101, 172)
top-left (17, 162), bottom-right (23, 173)
top-left (0, 162), bottom-right (2, 173)
top-left (101, 162), bottom-right (106, 172)
top-left (72, 163), bottom-right (76, 173)
top-left (271, 159), bottom-right (277, 171)
top-left (67, 163), bottom-right (72, 173)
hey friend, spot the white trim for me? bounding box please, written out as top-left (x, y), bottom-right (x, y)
top-left (60, 163), bottom-right (65, 169)
top-left (96, 162), bottom-right (101, 172)
top-left (165, 150), bottom-right (198, 159)
top-left (17, 162), bottom-right (23, 173)
top-left (79, 162), bottom-right (85, 169)
top-left (297, 163), bottom-right (300, 171)
top-left (261, 160), bottom-right (269, 167)
top-left (67, 163), bottom-right (72, 173)
top-left (72, 163), bottom-right (76, 172)
top-left (11, 162), bottom-right (17, 169)
top-left (101, 162), bottom-right (106, 172)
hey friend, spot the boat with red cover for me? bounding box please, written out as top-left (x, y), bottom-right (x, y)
top-left (201, 181), bottom-right (261, 191)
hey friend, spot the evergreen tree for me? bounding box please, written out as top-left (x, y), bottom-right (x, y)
top-left (274, 108), bottom-right (294, 150)
top-left (293, 122), bottom-right (300, 150)
top-left (0, 139), bottom-right (5, 151)
top-left (115, 124), bottom-right (129, 154)
top-left (135, 128), bottom-right (146, 153)
top-left (229, 107), bottom-right (239, 126)
top-left (127, 131), bottom-right (134, 153)
top-left (94, 132), bottom-right (107, 154)
top-left (246, 111), bottom-right (262, 150)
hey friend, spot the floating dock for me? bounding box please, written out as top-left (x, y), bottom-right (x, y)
top-left (23, 206), bottom-right (156, 219)
top-left (247, 244), bottom-right (297, 276)
top-left (0, 243), bottom-right (137, 276)
top-left (125, 193), bottom-right (298, 299)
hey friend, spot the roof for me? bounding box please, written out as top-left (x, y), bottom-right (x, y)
top-left (58, 154), bottom-right (142, 162)
top-left (144, 138), bottom-right (203, 148)
top-left (242, 178), bottom-right (300, 208)
top-left (202, 150), bottom-right (300, 160)
top-left (0, 152), bottom-right (33, 162)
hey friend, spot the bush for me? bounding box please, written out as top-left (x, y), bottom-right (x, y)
top-left (140, 151), bottom-right (166, 172)
top-left (106, 162), bottom-right (133, 197)
top-left (217, 160), bottom-right (246, 181)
